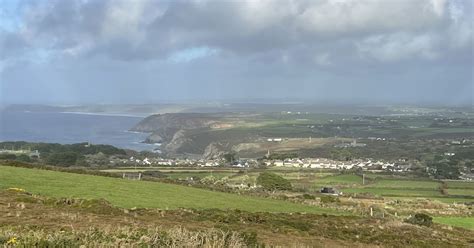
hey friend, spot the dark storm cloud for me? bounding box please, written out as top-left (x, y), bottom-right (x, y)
top-left (0, 0), bottom-right (472, 105)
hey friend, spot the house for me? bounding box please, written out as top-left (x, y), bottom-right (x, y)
top-left (142, 158), bottom-right (152, 165)
top-left (29, 150), bottom-right (41, 158)
top-left (273, 160), bottom-right (284, 167)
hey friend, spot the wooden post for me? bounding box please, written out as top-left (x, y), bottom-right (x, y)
top-left (370, 207), bottom-right (373, 217)
top-left (122, 173), bottom-right (125, 179)
top-left (138, 173), bottom-right (142, 180)
top-left (362, 174), bottom-right (365, 185)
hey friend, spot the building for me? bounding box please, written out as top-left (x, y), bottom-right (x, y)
top-left (321, 187), bottom-right (339, 195)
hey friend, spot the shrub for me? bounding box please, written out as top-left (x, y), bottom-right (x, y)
top-left (0, 154), bottom-right (16, 160)
top-left (320, 195), bottom-right (340, 204)
top-left (405, 213), bottom-right (433, 227)
top-left (302, 194), bottom-right (316, 200)
top-left (256, 172), bottom-right (292, 191)
top-left (16, 154), bottom-right (32, 162)
top-left (45, 152), bottom-right (81, 166)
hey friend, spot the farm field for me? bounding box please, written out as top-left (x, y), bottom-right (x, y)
top-left (316, 174), bottom-right (364, 185)
top-left (102, 167), bottom-right (241, 173)
top-left (308, 174), bottom-right (474, 203)
top-left (447, 189), bottom-right (474, 196)
top-left (0, 165), bottom-right (337, 214)
top-left (445, 181), bottom-right (474, 189)
top-left (434, 217), bottom-right (474, 230)
top-left (163, 172), bottom-right (235, 179)
top-left (1, 190), bottom-right (472, 247)
top-left (342, 188), bottom-right (443, 197)
top-left (369, 179), bottom-right (441, 189)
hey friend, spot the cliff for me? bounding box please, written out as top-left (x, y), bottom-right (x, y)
top-left (131, 113), bottom-right (220, 133)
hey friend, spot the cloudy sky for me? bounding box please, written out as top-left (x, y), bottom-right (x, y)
top-left (0, 0), bottom-right (472, 105)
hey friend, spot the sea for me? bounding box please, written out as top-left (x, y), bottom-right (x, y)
top-left (0, 111), bottom-right (159, 151)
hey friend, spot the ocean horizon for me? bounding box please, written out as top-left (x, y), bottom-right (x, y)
top-left (0, 110), bottom-right (157, 151)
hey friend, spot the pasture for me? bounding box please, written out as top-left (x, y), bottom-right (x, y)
top-left (0, 165), bottom-right (335, 214)
top-left (306, 173), bottom-right (473, 203)
top-left (434, 217), bottom-right (474, 230)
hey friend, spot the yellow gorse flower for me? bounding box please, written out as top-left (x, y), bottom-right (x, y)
top-left (7, 188), bottom-right (26, 192)
top-left (7, 237), bottom-right (17, 245)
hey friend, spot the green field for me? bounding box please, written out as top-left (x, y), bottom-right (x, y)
top-left (316, 174), bottom-right (363, 185)
top-left (314, 175), bottom-right (474, 202)
top-left (163, 172), bottom-right (234, 179)
top-left (369, 179), bottom-right (440, 189)
top-left (434, 217), bottom-right (474, 230)
top-left (0, 165), bottom-right (336, 214)
top-left (342, 188), bottom-right (443, 197)
top-left (447, 188), bottom-right (474, 196)
top-left (445, 180), bottom-right (474, 189)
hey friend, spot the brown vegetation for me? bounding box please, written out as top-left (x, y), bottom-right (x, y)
top-left (1, 190), bottom-right (473, 247)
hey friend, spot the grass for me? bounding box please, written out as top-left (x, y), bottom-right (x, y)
top-left (0, 165), bottom-right (337, 214)
top-left (163, 172), bottom-right (235, 180)
top-left (386, 196), bottom-right (474, 204)
top-left (317, 174), bottom-right (363, 185)
top-left (447, 188), bottom-right (474, 196)
top-left (434, 217), bottom-right (474, 230)
top-left (342, 188), bottom-right (443, 197)
top-left (445, 180), bottom-right (474, 189)
top-left (370, 179), bottom-right (440, 189)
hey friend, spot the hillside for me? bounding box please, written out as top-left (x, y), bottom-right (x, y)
top-left (0, 165), bottom-right (333, 213)
top-left (130, 111), bottom-right (474, 160)
top-left (1, 168), bottom-right (473, 247)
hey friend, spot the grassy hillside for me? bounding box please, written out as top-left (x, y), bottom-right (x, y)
top-left (434, 217), bottom-right (474, 230)
top-left (0, 165), bottom-right (335, 214)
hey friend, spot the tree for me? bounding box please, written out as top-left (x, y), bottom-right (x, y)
top-left (46, 152), bottom-right (80, 166)
top-left (405, 213), bottom-right (433, 227)
top-left (16, 154), bottom-right (32, 163)
top-left (223, 153), bottom-right (236, 163)
top-left (256, 172), bottom-right (292, 191)
top-left (0, 154), bottom-right (17, 160)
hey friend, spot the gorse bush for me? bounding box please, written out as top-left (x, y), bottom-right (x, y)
top-left (256, 172), bottom-right (292, 191)
top-left (0, 227), bottom-right (248, 247)
top-left (320, 195), bottom-right (340, 204)
top-left (405, 213), bottom-right (433, 227)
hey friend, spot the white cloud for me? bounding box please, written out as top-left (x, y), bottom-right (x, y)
top-left (357, 32), bottom-right (440, 62)
top-left (314, 53), bottom-right (332, 66)
top-left (0, 0), bottom-right (471, 64)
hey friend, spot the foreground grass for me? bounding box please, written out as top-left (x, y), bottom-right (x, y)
top-left (2, 189), bottom-right (472, 247)
top-left (0, 165), bottom-right (336, 214)
top-left (434, 217), bottom-right (474, 230)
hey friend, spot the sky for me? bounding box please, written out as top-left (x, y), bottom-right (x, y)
top-left (0, 0), bottom-right (472, 106)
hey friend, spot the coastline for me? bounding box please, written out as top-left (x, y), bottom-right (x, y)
top-left (59, 111), bottom-right (148, 118)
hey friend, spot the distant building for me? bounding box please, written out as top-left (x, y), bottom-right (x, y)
top-left (29, 150), bottom-right (41, 158)
top-left (335, 139), bottom-right (366, 148)
top-left (321, 187), bottom-right (339, 195)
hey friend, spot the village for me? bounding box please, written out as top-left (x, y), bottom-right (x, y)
top-left (114, 155), bottom-right (413, 173)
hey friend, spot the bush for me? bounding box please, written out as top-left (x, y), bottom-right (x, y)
top-left (320, 195), bottom-right (340, 204)
top-left (0, 154), bottom-right (16, 160)
top-left (16, 154), bottom-right (32, 162)
top-left (46, 152), bottom-right (81, 166)
top-left (302, 194), bottom-right (316, 200)
top-left (405, 213), bottom-right (433, 227)
top-left (256, 172), bottom-right (292, 191)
